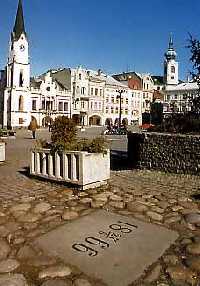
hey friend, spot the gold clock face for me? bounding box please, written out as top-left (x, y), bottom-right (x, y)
top-left (20, 44), bottom-right (25, 51)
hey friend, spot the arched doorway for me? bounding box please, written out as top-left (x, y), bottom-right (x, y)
top-left (72, 114), bottom-right (81, 125)
top-left (89, 115), bottom-right (101, 126)
top-left (42, 116), bottom-right (53, 127)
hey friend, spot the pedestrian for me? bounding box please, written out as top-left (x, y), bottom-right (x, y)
top-left (28, 119), bottom-right (38, 139)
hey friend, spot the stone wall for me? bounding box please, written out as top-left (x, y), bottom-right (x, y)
top-left (128, 132), bottom-right (200, 175)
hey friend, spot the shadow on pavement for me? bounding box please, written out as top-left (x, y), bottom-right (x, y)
top-left (110, 150), bottom-right (131, 171)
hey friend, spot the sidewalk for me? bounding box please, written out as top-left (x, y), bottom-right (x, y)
top-left (0, 130), bottom-right (199, 285)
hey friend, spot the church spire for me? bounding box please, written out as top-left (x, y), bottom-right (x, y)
top-left (13, 0), bottom-right (26, 40)
top-left (169, 33), bottom-right (173, 49)
top-left (165, 33), bottom-right (177, 61)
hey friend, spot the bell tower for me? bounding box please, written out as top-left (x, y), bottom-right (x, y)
top-left (4, 0), bottom-right (31, 128)
top-left (164, 34), bottom-right (178, 86)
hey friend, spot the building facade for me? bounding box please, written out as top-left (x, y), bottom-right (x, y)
top-left (163, 36), bottom-right (198, 115)
top-left (0, 0), bottom-right (142, 129)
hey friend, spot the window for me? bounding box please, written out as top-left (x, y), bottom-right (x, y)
top-left (95, 88), bottom-right (98, 96)
top-left (46, 101), bottom-right (51, 110)
top-left (111, 107), bottom-right (114, 113)
top-left (126, 98), bottom-right (128, 104)
top-left (174, 94), bottom-right (177, 100)
top-left (91, 88), bottom-right (94, 95)
top-left (19, 71), bottom-right (23, 87)
top-left (58, 102), bottom-right (63, 111)
top-left (94, 102), bottom-right (97, 109)
top-left (167, 95), bottom-right (170, 100)
top-left (18, 95), bottom-right (24, 111)
top-left (183, 94), bottom-right (187, 100)
top-left (73, 85), bottom-right (75, 95)
top-left (100, 89), bottom-right (103, 96)
top-left (99, 102), bottom-right (101, 109)
top-left (106, 97), bottom-right (109, 103)
top-left (115, 107), bottom-right (119, 114)
top-left (116, 98), bottom-right (119, 104)
top-left (171, 76), bottom-right (175, 79)
top-left (32, 100), bottom-right (36, 111)
top-left (157, 86), bottom-right (160, 90)
top-left (64, 102), bottom-right (68, 111)
top-left (19, 118), bottom-right (23, 124)
top-left (46, 87), bottom-right (50, 91)
top-left (106, 107), bottom-right (109, 113)
top-left (81, 87), bottom-right (85, 95)
top-left (42, 100), bottom-right (45, 110)
top-left (171, 66), bottom-right (175, 73)
top-left (81, 101), bottom-right (85, 108)
top-left (79, 73), bottom-right (81, 80)
top-left (91, 102), bottom-right (93, 109)
top-left (111, 96), bottom-right (114, 103)
top-left (147, 84), bottom-right (149, 90)
top-left (77, 86), bottom-right (80, 94)
top-left (125, 108), bottom-right (128, 115)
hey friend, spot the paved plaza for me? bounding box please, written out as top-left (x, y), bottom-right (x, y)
top-left (0, 129), bottom-right (200, 285)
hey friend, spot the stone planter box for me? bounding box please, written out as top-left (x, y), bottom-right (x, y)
top-left (30, 148), bottom-right (110, 190)
top-left (0, 143), bottom-right (5, 162)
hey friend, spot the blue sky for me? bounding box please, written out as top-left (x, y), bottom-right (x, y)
top-left (0, 0), bottom-right (200, 80)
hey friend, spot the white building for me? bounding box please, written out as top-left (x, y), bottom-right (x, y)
top-left (0, 0), bottom-right (142, 128)
top-left (163, 36), bottom-right (199, 114)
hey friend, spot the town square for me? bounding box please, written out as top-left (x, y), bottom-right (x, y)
top-left (0, 0), bottom-right (200, 286)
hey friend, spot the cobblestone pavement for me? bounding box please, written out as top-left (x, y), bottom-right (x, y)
top-left (0, 130), bottom-right (200, 285)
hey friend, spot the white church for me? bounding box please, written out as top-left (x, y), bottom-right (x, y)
top-left (163, 35), bottom-right (199, 114)
top-left (0, 0), bottom-right (145, 129)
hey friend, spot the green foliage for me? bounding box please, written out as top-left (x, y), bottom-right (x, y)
top-left (149, 113), bottom-right (200, 134)
top-left (36, 116), bottom-right (109, 153)
top-left (187, 35), bottom-right (200, 114)
top-left (51, 116), bottom-right (77, 146)
top-left (150, 102), bottom-right (163, 125)
top-left (75, 137), bottom-right (109, 154)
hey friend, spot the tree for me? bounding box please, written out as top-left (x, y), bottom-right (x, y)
top-left (187, 35), bottom-right (200, 114)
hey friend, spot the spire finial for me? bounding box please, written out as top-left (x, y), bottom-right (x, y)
top-left (13, 0), bottom-right (26, 40)
top-left (169, 33), bottom-right (173, 49)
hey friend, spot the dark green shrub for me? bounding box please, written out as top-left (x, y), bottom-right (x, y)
top-left (51, 116), bottom-right (77, 146)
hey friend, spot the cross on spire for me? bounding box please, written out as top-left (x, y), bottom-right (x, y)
top-left (13, 0), bottom-right (26, 40)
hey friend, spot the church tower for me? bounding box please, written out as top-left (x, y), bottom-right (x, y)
top-left (164, 35), bottom-right (179, 86)
top-left (4, 0), bottom-right (31, 128)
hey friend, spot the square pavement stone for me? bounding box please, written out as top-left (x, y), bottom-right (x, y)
top-left (34, 210), bottom-right (178, 286)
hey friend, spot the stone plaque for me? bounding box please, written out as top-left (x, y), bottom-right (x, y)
top-left (34, 210), bottom-right (178, 286)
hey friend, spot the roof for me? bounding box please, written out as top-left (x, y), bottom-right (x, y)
top-left (51, 68), bottom-right (71, 90)
top-left (152, 76), bottom-right (164, 85)
top-left (166, 81), bottom-right (199, 91)
top-left (112, 72), bottom-right (141, 82)
top-left (12, 0), bottom-right (26, 41)
top-left (88, 70), bottom-right (127, 88)
top-left (30, 78), bottom-right (42, 89)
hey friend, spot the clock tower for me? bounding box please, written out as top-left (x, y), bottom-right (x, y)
top-left (4, 0), bottom-right (31, 128)
top-left (164, 35), bottom-right (179, 86)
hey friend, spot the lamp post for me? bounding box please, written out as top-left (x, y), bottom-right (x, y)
top-left (116, 89), bottom-right (125, 128)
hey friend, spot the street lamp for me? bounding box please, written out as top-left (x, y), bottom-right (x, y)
top-left (116, 89), bottom-right (125, 128)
